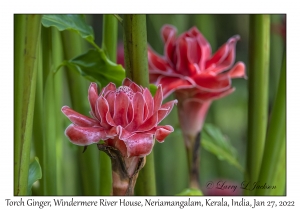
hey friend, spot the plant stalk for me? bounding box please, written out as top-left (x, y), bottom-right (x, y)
top-left (185, 132), bottom-right (201, 189)
top-left (42, 26), bottom-right (57, 195)
top-left (61, 30), bottom-right (99, 195)
top-left (97, 144), bottom-right (145, 195)
top-left (32, 42), bottom-right (44, 195)
top-left (123, 14), bottom-right (149, 87)
top-left (102, 14), bottom-right (118, 62)
top-left (123, 14), bottom-right (156, 195)
top-left (245, 14), bottom-right (270, 195)
top-left (98, 14), bottom-right (119, 195)
top-left (15, 14), bottom-right (42, 195)
top-left (269, 137), bottom-right (286, 195)
top-left (51, 28), bottom-right (65, 195)
top-left (14, 14), bottom-right (26, 195)
top-left (255, 49), bottom-right (286, 195)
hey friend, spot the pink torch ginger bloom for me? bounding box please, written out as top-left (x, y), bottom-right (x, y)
top-left (62, 78), bottom-right (177, 158)
top-left (148, 25), bottom-right (246, 141)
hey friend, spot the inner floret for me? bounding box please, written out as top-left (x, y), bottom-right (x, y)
top-left (116, 86), bottom-right (135, 100)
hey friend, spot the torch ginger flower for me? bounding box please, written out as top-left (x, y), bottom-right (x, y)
top-left (148, 25), bottom-right (246, 189)
top-left (62, 78), bottom-right (177, 157)
top-left (148, 25), bottom-right (246, 141)
top-left (62, 78), bottom-right (177, 195)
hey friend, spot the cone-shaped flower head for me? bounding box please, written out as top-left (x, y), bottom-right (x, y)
top-left (62, 78), bottom-right (177, 158)
top-left (148, 25), bottom-right (246, 138)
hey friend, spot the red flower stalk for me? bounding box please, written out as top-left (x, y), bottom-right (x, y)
top-left (148, 25), bottom-right (246, 189)
top-left (62, 78), bottom-right (177, 195)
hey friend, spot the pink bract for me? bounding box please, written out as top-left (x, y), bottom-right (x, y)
top-left (62, 78), bottom-right (177, 158)
top-left (148, 25), bottom-right (246, 137)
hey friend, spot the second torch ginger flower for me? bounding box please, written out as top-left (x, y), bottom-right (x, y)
top-left (148, 25), bottom-right (246, 189)
top-left (148, 25), bottom-right (246, 143)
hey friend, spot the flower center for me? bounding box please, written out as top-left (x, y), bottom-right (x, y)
top-left (116, 86), bottom-right (134, 100)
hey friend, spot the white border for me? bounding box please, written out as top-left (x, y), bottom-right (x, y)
top-left (2, 1), bottom-right (299, 210)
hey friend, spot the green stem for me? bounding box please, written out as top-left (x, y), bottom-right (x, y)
top-left (14, 14), bottom-right (26, 195)
top-left (245, 15), bottom-right (270, 195)
top-left (98, 14), bottom-right (119, 195)
top-left (185, 132), bottom-right (201, 189)
top-left (269, 15), bottom-right (285, 104)
top-left (99, 152), bottom-right (112, 195)
top-left (255, 49), bottom-right (286, 195)
top-left (123, 15), bottom-right (149, 87)
top-left (61, 31), bottom-right (88, 114)
top-left (51, 28), bottom-right (65, 195)
top-left (15, 14), bottom-right (41, 195)
top-left (60, 31), bottom-right (85, 195)
top-left (77, 148), bottom-right (99, 195)
top-left (42, 26), bottom-right (57, 195)
top-left (123, 14), bottom-right (156, 195)
top-left (135, 152), bottom-right (156, 195)
top-left (43, 73), bottom-right (57, 196)
top-left (269, 136), bottom-right (286, 195)
top-left (61, 30), bottom-right (99, 195)
top-left (32, 42), bottom-right (44, 195)
top-left (102, 14), bottom-right (118, 62)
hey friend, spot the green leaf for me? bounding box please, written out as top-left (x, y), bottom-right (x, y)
top-left (58, 49), bottom-right (125, 88)
top-left (176, 188), bottom-right (203, 196)
top-left (41, 15), bottom-right (99, 49)
top-left (202, 124), bottom-right (244, 173)
top-left (27, 157), bottom-right (42, 195)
